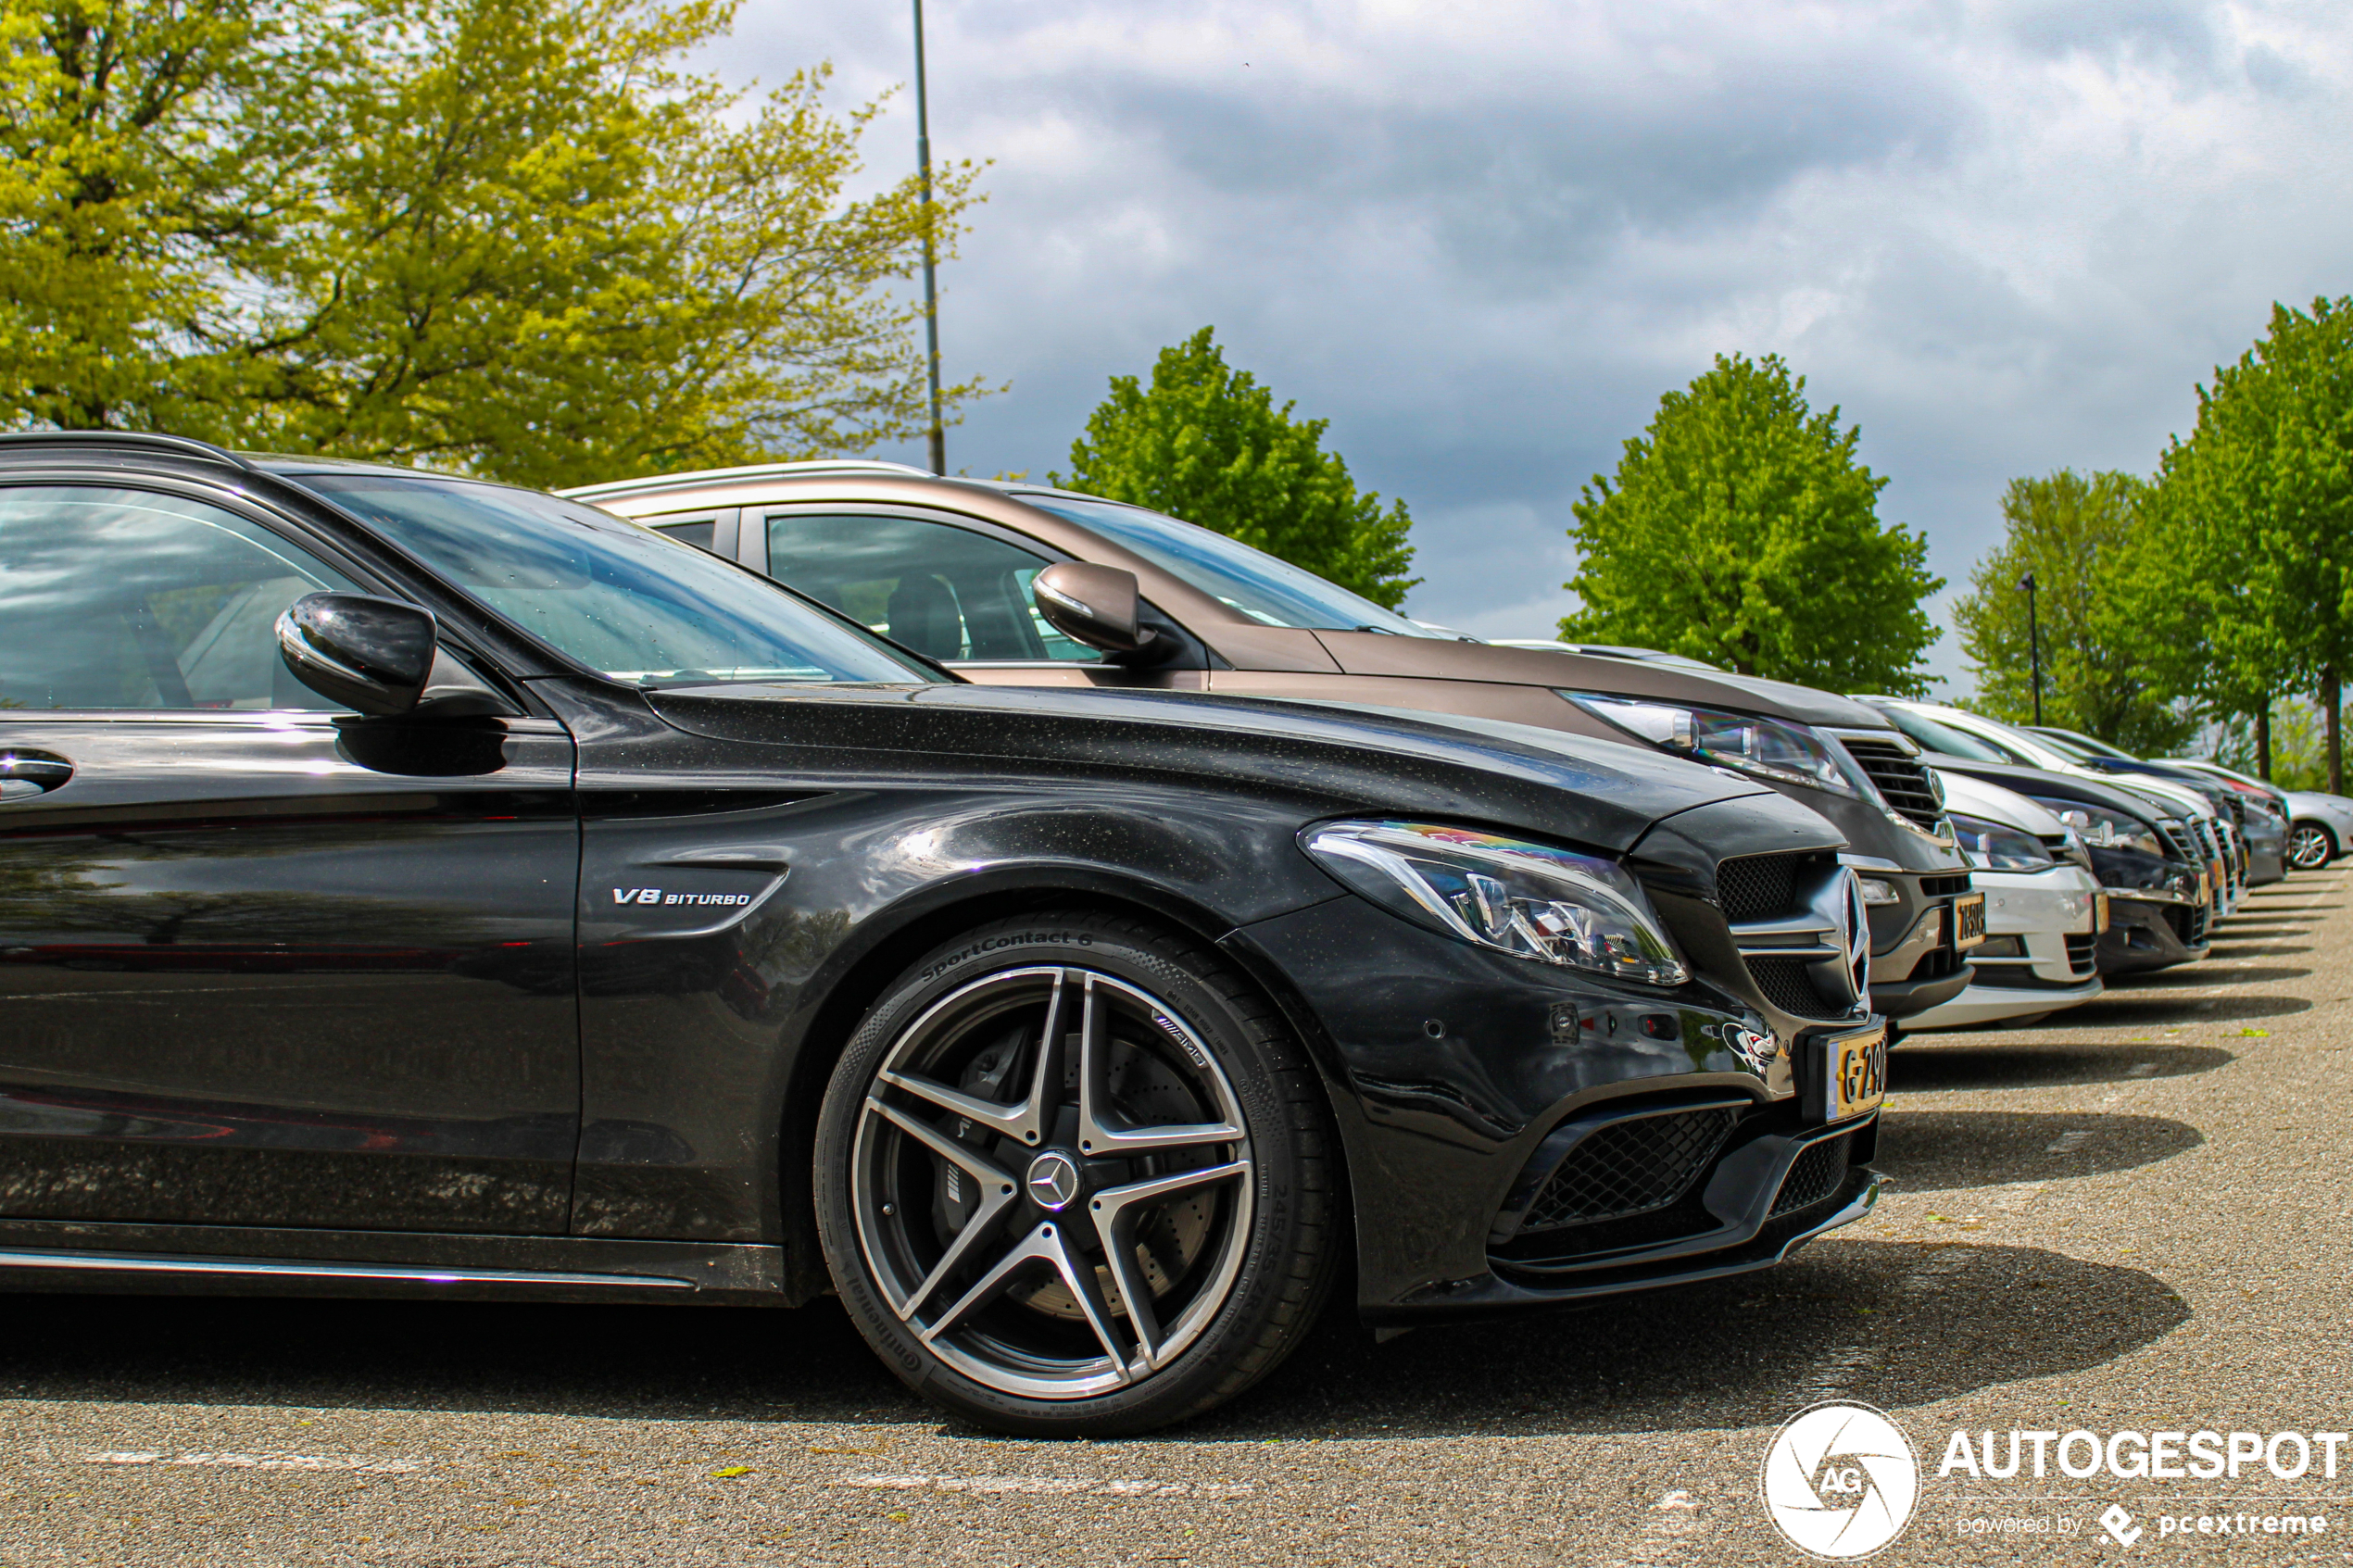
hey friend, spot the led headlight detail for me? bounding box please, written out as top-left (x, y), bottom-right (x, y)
top-left (1560, 692), bottom-right (1857, 796)
top-left (1856, 876), bottom-right (1901, 906)
top-left (1949, 812), bottom-right (2057, 872)
top-left (1303, 821), bottom-right (1689, 987)
top-left (2029, 798), bottom-right (2164, 859)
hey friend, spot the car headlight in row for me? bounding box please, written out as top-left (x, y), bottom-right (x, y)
top-left (1303, 820), bottom-right (1690, 987)
top-left (2029, 798), bottom-right (2166, 859)
top-left (1562, 693), bottom-right (1856, 796)
top-left (1949, 813), bottom-right (2057, 872)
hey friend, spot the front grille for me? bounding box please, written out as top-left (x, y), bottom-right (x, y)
top-left (1744, 956), bottom-right (1847, 1019)
top-left (2168, 902), bottom-right (2208, 947)
top-left (1842, 737), bottom-right (1945, 833)
top-left (1521, 1108), bottom-right (1738, 1233)
top-left (2065, 933), bottom-right (2097, 973)
top-left (1769, 1134), bottom-right (1852, 1217)
top-left (1919, 873), bottom-right (1974, 897)
top-left (1716, 852), bottom-right (1808, 921)
top-left (2154, 820), bottom-right (2199, 865)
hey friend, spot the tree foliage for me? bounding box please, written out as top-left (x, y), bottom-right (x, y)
top-left (0, 0), bottom-right (984, 486)
top-left (1949, 470), bottom-right (2195, 755)
top-left (1560, 352), bottom-right (1943, 694)
top-left (1051, 327), bottom-right (1417, 609)
top-left (2126, 298), bottom-right (2353, 784)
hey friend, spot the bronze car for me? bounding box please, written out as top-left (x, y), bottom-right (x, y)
top-left (569, 463), bottom-right (1982, 1025)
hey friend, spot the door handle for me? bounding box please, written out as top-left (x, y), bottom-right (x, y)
top-left (0, 751), bottom-right (72, 802)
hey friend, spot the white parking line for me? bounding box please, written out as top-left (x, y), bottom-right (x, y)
top-left (84, 1451), bottom-right (422, 1473)
top-left (835, 1473), bottom-right (1252, 1499)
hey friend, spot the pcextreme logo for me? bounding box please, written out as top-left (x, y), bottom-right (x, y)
top-left (1760, 1400), bottom-right (1921, 1560)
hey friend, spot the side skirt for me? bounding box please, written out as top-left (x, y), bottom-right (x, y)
top-left (0, 1220), bottom-right (796, 1307)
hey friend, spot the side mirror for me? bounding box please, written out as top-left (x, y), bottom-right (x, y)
top-left (1031, 562), bottom-right (1158, 655)
top-left (276, 593), bottom-right (438, 716)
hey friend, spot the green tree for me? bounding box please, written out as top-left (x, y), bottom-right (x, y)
top-left (0, 0), bottom-right (985, 485)
top-left (1560, 352), bottom-right (1942, 693)
top-left (1051, 327), bottom-right (1417, 608)
top-left (2141, 299), bottom-right (2353, 788)
top-left (1950, 470), bottom-right (2196, 756)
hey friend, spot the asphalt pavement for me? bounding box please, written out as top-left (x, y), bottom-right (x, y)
top-left (1, 870), bottom-right (2347, 1566)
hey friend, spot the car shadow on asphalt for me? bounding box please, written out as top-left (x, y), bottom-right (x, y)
top-left (2049, 991), bottom-right (2309, 1026)
top-left (1191, 1238), bottom-right (2187, 1441)
top-left (1872, 1109), bottom-right (2201, 1189)
top-left (0, 1239), bottom-right (2190, 1446)
top-left (1887, 1043), bottom-right (2233, 1091)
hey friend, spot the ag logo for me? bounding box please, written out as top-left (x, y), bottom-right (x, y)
top-left (1759, 1400), bottom-right (1919, 1559)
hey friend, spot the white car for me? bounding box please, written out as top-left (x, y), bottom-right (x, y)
top-left (2279, 791), bottom-right (2353, 870)
top-left (1904, 772), bottom-right (2105, 1031)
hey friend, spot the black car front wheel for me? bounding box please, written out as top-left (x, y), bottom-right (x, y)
top-left (2289, 822), bottom-right (2337, 870)
top-left (813, 911), bottom-right (1338, 1436)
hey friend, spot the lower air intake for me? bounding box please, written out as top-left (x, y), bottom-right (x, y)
top-left (1521, 1108), bottom-right (1738, 1233)
top-left (1769, 1134), bottom-right (1851, 1217)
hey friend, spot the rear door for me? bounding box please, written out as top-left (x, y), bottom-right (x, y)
top-left (0, 481), bottom-right (581, 1234)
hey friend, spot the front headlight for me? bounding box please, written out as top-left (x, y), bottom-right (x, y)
top-left (1949, 812), bottom-right (2057, 872)
top-left (2029, 798), bottom-right (2165, 859)
top-left (1302, 820), bottom-right (1689, 987)
top-left (1561, 692), bottom-right (1857, 796)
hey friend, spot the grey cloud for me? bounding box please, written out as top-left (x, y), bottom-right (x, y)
top-left (729, 1), bottom-right (2353, 696)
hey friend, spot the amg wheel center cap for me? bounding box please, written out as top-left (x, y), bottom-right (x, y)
top-left (1025, 1150), bottom-right (1081, 1211)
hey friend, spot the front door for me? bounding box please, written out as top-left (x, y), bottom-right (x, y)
top-left (0, 483), bottom-right (581, 1233)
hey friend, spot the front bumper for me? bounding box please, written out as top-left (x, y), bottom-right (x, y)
top-left (1221, 894), bottom-right (1880, 1319)
top-left (2098, 894), bottom-right (2210, 974)
top-left (1906, 866), bottom-right (2103, 1028)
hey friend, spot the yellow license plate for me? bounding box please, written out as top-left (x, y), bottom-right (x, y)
top-left (2094, 892), bottom-right (2110, 932)
top-left (1827, 1022), bottom-right (1888, 1121)
top-left (1952, 890), bottom-right (1987, 949)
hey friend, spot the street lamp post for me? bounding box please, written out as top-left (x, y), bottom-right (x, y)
top-left (2018, 571), bottom-right (2044, 727)
top-left (912, 0), bottom-right (945, 476)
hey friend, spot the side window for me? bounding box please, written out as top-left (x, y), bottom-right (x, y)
top-left (761, 511), bottom-right (1096, 663)
top-left (651, 519), bottom-right (715, 553)
top-left (0, 485), bottom-right (359, 711)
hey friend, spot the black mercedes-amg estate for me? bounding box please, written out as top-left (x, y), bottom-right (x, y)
top-left (0, 434), bottom-right (1886, 1436)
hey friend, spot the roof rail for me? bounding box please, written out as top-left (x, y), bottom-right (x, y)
top-left (0, 430), bottom-right (255, 470)
top-left (561, 458), bottom-right (934, 499)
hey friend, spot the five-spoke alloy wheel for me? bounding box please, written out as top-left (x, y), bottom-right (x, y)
top-left (814, 913), bottom-right (1335, 1436)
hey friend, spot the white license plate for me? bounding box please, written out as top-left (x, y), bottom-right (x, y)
top-left (1824, 1022), bottom-right (1888, 1122)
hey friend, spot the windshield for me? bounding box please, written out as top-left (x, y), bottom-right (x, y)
top-left (1020, 494), bottom-right (1441, 637)
top-left (2043, 726), bottom-right (2136, 759)
top-left (1876, 704), bottom-right (2012, 763)
top-left (299, 473), bottom-right (940, 687)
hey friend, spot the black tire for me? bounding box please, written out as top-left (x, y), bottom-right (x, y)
top-left (2289, 822), bottom-right (2336, 872)
top-left (812, 909), bottom-right (1339, 1436)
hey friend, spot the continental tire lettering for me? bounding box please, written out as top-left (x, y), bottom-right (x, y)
top-left (920, 932), bottom-right (1096, 984)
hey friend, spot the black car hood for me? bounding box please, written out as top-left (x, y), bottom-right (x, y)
top-left (1920, 756), bottom-right (2184, 822)
top-left (646, 682), bottom-right (1788, 855)
top-left (1310, 634), bottom-right (1896, 729)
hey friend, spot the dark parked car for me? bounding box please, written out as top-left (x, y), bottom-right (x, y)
top-left (1859, 705), bottom-right (2214, 972)
top-left (569, 464), bottom-right (1984, 1023)
top-left (2027, 726), bottom-right (2282, 886)
top-left (0, 434), bottom-right (1888, 1436)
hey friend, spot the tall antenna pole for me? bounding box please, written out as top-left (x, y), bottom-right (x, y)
top-left (913, 0), bottom-right (945, 476)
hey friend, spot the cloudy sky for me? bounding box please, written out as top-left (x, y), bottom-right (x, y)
top-left (723, 1), bottom-right (2353, 694)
